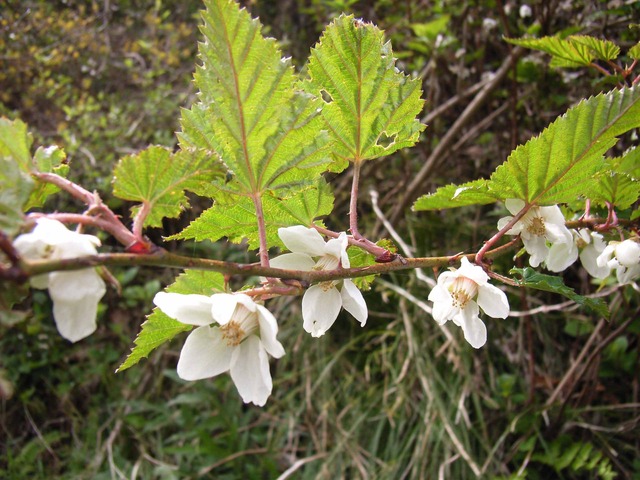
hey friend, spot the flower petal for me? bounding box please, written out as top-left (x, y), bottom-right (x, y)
top-left (428, 285), bottom-right (455, 324)
top-left (153, 292), bottom-right (214, 326)
top-left (580, 244), bottom-right (611, 279)
top-left (477, 283), bottom-right (510, 319)
top-left (301, 284), bottom-right (342, 337)
top-left (340, 280), bottom-right (367, 326)
top-left (47, 269), bottom-right (105, 342)
top-left (230, 336), bottom-right (272, 406)
top-left (51, 296), bottom-right (100, 342)
top-left (177, 326), bottom-right (233, 380)
top-left (325, 233), bottom-right (349, 268)
top-left (505, 198), bottom-right (525, 216)
top-left (458, 301), bottom-right (487, 348)
top-left (269, 253), bottom-right (316, 271)
top-left (522, 235), bottom-right (548, 267)
top-left (616, 264), bottom-right (640, 285)
top-left (256, 305), bottom-right (285, 358)
top-left (278, 226), bottom-right (328, 256)
top-left (456, 257), bottom-right (488, 285)
top-left (615, 240), bottom-right (640, 267)
top-left (546, 241), bottom-right (578, 272)
top-left (209, 293), bottom-right (250, 325)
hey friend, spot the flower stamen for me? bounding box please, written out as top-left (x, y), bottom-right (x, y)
top-left (527, 216), bottom-right (546, 236)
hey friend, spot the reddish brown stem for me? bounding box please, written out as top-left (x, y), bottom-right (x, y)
top-left (475, 203), bottom-right (531, 267)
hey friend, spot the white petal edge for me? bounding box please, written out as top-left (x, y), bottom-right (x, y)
top-left (477, 283), bottom-right (510, 319)
top-left (301, 284), bottom-right (342, 337)
top-left (256, 305), bottom-right (285, 358)
top-left (340, 280), bottom-right (367, 326)
top-left (177, 326), bottom-right (233, 380)
top-left (278, 226), bottom-right (328, 257)
top-left (459, 302), bottom-right (487, 349)
top-left (269, 253), bottom-right (316, 271)
top-left (153, 292), bottom-right (214, 326)
top-left (230, 337), bottom-right (272, 406)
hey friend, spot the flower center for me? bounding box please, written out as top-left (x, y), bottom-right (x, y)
top-left (576, 237), bottom-right (587, 249)
top-left (219, 304), bottom-right (258, 346)
top-left (220, 321), bottom-right (245, 346)
top-left (318, 280), bottom-right (337, 292)
top-left (526, 216), bottom-right (546, 236)
top-left (449, 277), bottom-right (478, 309)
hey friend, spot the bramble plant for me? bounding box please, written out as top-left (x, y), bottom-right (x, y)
top-left (1, 0), bottom-right (639, 407)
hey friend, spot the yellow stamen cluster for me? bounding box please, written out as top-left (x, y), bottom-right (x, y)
top-left (527, 216), bottom-right (546, 236)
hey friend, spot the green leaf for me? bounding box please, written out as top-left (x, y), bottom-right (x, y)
top-left (490, 86), bottom-right (640, 204)
top-left (569, 35), bottom-right (620, 62)
top-left (347, 238), bottom-right (395, 290)
top-left (0, 160), bottom-right (33, 235)
top-left (0, 118), bottom-right (32, 167)
top-left (412, 179), bottom-right (499, 211)
top-left (27, 146), bottom-right (69, 209)
top-left (615, 146), bottom-right (640, 179)
top-left (510, 268), bottom-right (609, 317)
top-left (178, 0), bottom-right (330, 196)
top-left (170, 178), bottom-right (334, 249)
top-left (411, 16), bottom-right (450, 40)
top-left (627, 41), bottom-right (640, 60)
top-left (117, 270), bottom-right (226, 372)
top-left (506, 35), bottom-right (593, 67)
top-left (112, 146), bottom-right (223, 228)
top-left (304, 15), bottom-right (425, 165)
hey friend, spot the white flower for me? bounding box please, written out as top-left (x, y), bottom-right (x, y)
top-left (596, 239), bottom-right (640, 285)
top-left (13, 218), bottom-right (106, 342)
top-left (497, 199), bottom-right (573, 268)
top-left (270, 226), bottom-right (367, 337)
top-left (153, 292), bottom-right (285, 406)
top-left (546, 229), bottom-right (610, 278)
top-left (428, 257), bottom-right (509, 348)
top-left (519, 4), bottom-right (532, 18)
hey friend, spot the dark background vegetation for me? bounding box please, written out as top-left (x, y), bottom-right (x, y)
top-left (1, 0), bottom-right (639, 478)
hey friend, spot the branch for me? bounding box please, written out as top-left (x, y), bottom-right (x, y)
top-left (15, 242), bottom-right (518, 285)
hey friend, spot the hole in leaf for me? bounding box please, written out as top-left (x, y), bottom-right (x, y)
top-left (320, 89), bottom-right (333, 104)
top-left (377, 132), bottom-right (396, 149)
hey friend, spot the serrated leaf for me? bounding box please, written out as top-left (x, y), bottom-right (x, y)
top-left (413, 179), bottom-right (499, 211)
top-left (506, 35), bottom-right (593, 67)
top-left (510, 267), bottom-right (609, 317)
top-left (347, 238), bottom-right (395, 290)
top-left (627, 41), bottom-right (640, 60)
top-left (569, 35), bottom-right (620, 62)
top-left (117, 270), bottom-right (226, 372)
top-left (0, 118), bottom-right (32, 167)
top-left (304, 15), bottom-right (425, 165)
top-left (591, 153), bottom-right (640, 209)
top-left (170, 179), bottom-right (334, 249)
top-left (0, 159), bottom-right (33, 235)
top-left (113, 146), bottom-right (223, 228)
top-left (490, 86), bottom-right (640, 205)
top-left (178, 0), bottom-right (330, 197)
top-left (616, 146), bottom-right (640, 179)
top-left (27, 146), bottom-right (69, 209)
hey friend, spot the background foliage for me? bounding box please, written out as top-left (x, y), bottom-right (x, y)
top-left (1, 0), bottom-right (639, 478)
